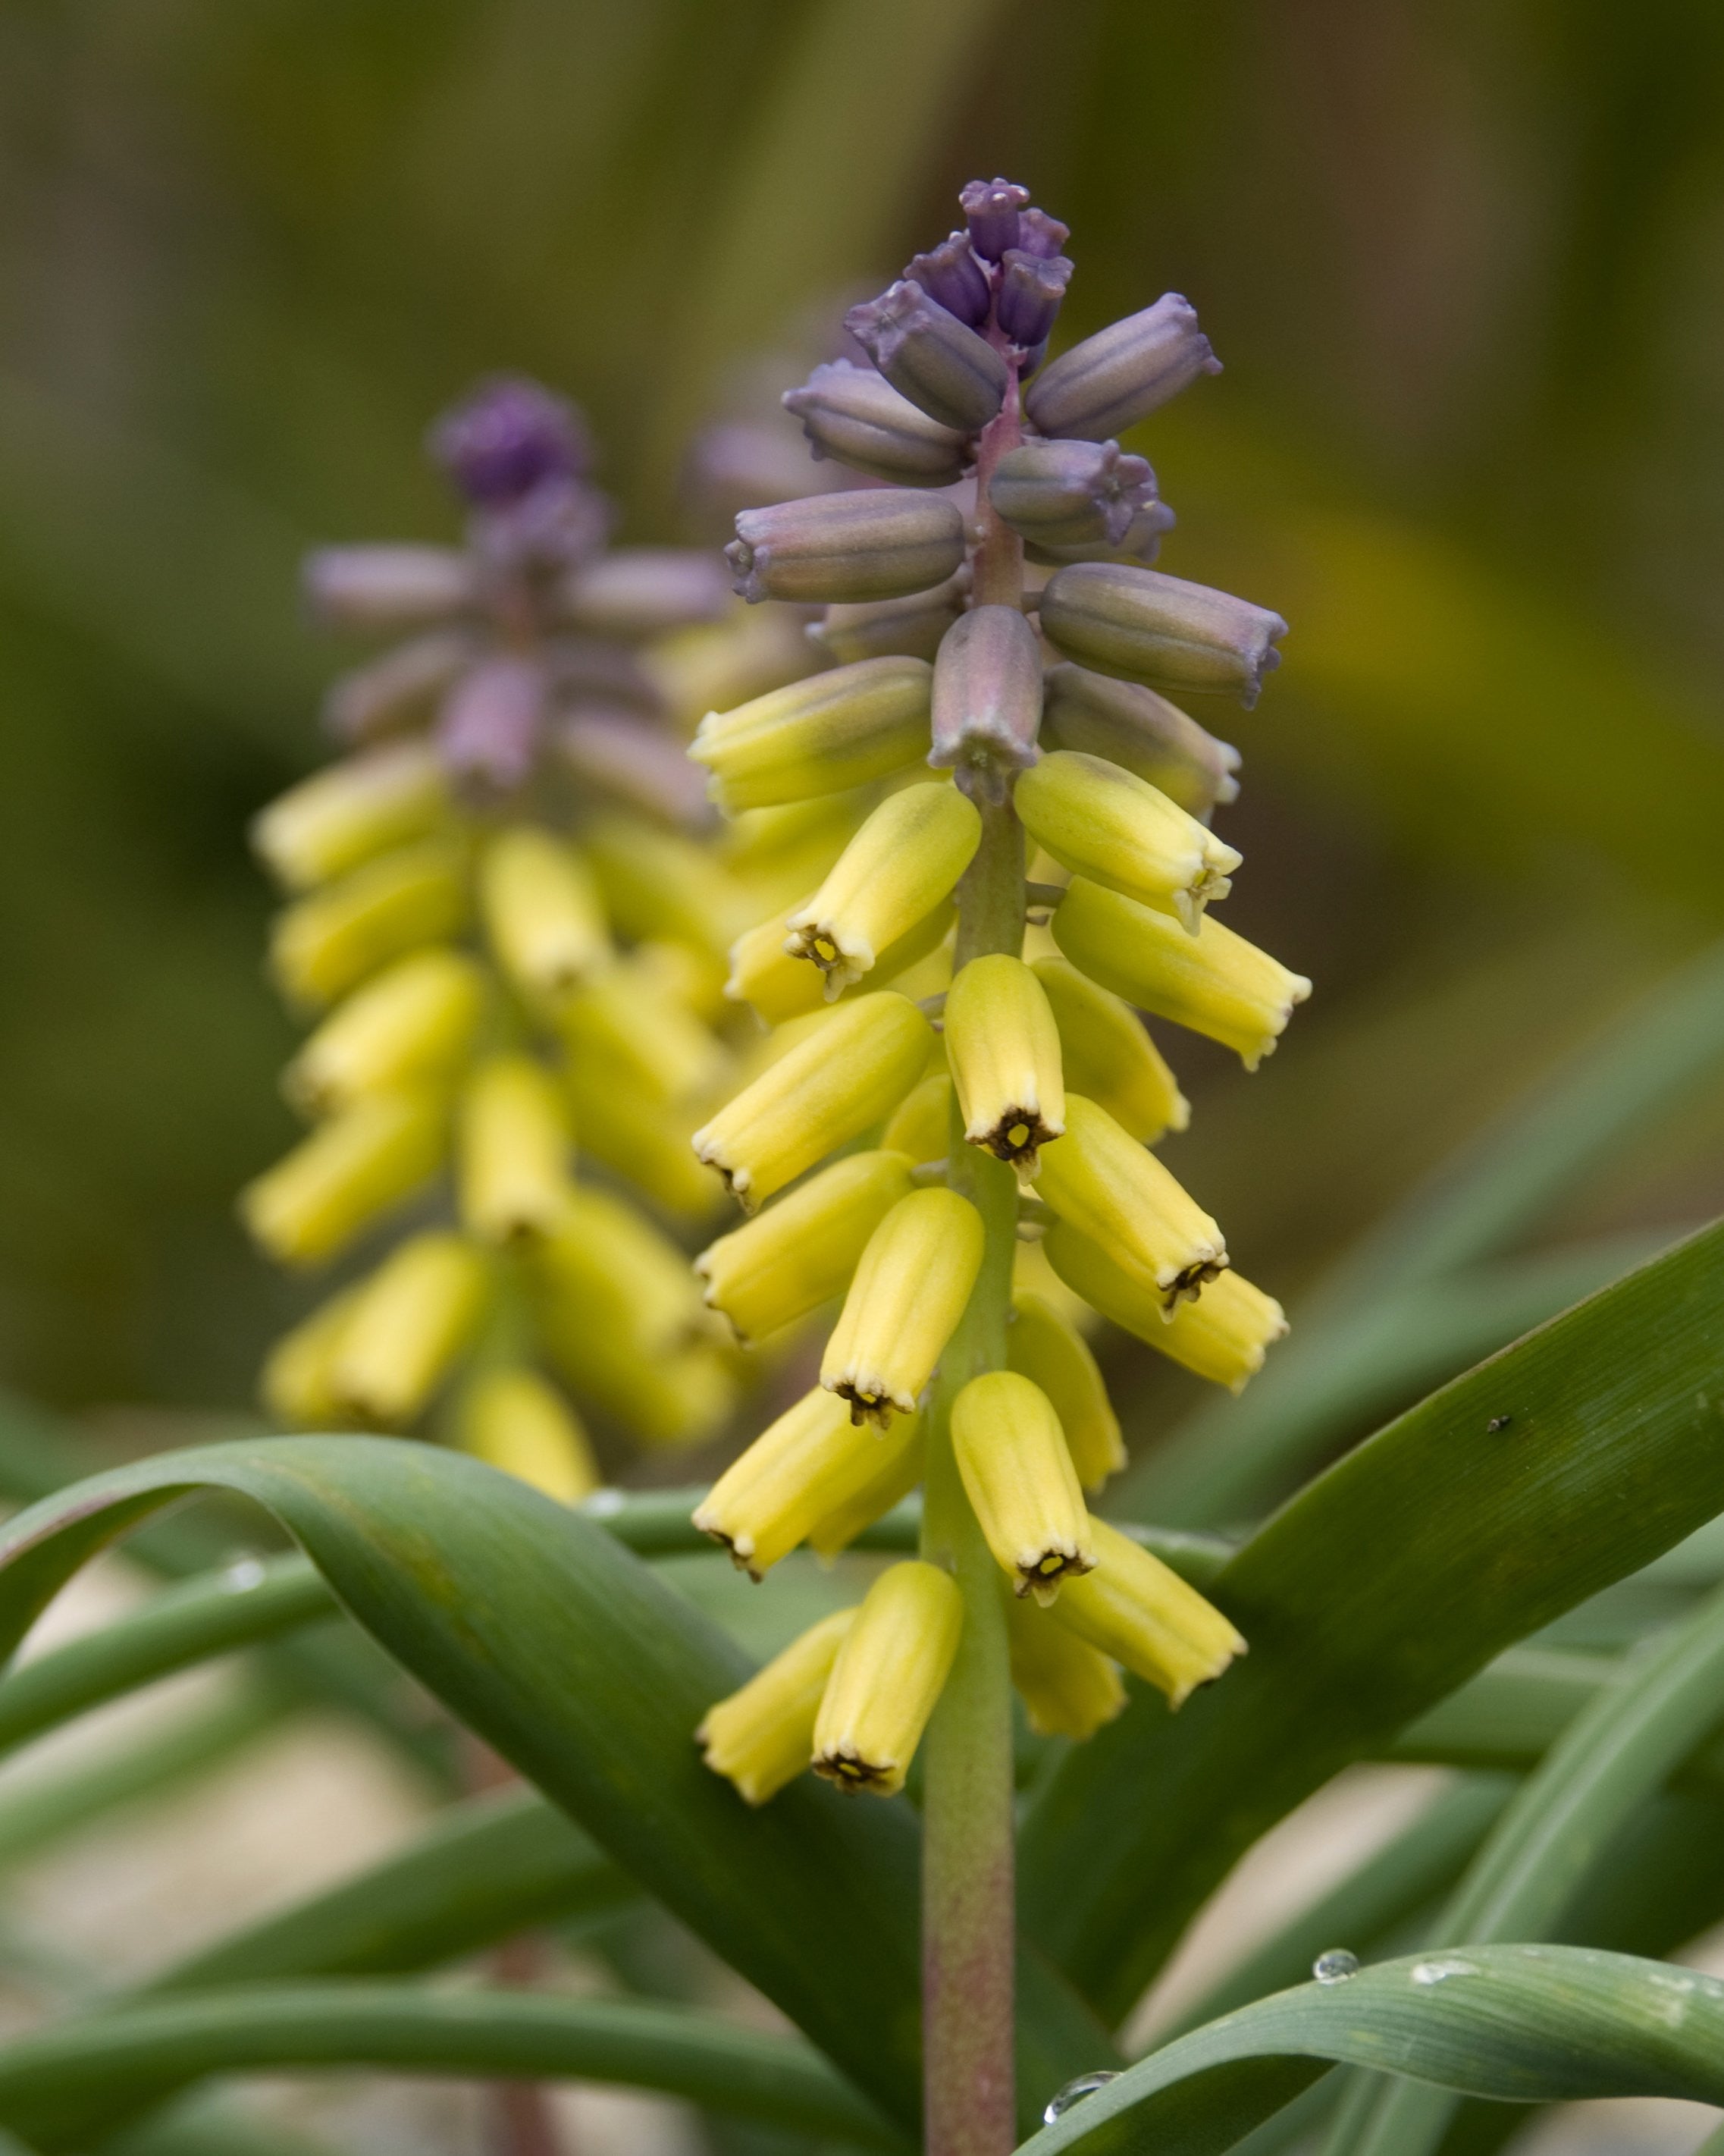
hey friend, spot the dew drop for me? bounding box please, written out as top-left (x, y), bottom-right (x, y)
top-left (581, 1488), bottom-right (626, 1518)
top-left (222, 1558), bottom-right (267, 1593)
top-left (1411, 1957), bottom-right (1479, 1985)
top-left (1043, 2071), bottom-right (1120, 2125)
top-left (1312, 1949), bottom-right (1359, 1985)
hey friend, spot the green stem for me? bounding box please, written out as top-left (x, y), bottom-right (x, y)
top-left (920, 786), bottom-right (1027, 2156)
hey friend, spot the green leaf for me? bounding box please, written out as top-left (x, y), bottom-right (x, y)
top-left (1020, 1218), bottom-right (1724, 2019)
top-left (0, 1436), bottom-right (1110, 2136)
top-left (1020, 1946), bottom-right (1724, 2155)
top-left (0, 1983), bottom-right (906, 2154)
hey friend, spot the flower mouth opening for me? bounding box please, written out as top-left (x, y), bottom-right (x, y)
top-left (1017, 1546), bottom-right (1096, 1604)
top-left (692, 1516), bottom-right (763, 1581)
top-left (980, 1107), bottom-right (1060, 1176)
top-left (784, 922), bottom-right (870, 996)
top-left (814, 1749), bottom-right (895, 1794)
top-left (832, 1380), bottom-right (899, 1430)
top-left (1162, 1257), bottom-right (1227, 1313)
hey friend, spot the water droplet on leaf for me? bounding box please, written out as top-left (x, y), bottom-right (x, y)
top-left (1312, 1950), bottom-right (1359, 1985)
top-left (1044, 2071), bottom-right (1120, 2124)
top-left (223, 1558), bottom-right (267, 1593)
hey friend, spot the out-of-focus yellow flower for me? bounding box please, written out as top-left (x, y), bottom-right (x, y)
top-left (785, 783), bottom-right (980, 996)
top-left (585, 816), bottom-right (751, 963)
top-left (563, 964), bottom-right (728, 1105)
top-left (271, 841), bottom-right (469, 1009)
top-left (696, 1149), bottom-right (917, 1345)
top-left (240, 1088), bottom-right (446, 1266)
top-left (562, 1067), bottom-right (721, 1222)
top-left (821, 1188), bottom-right (985, 1425)
top-left (1043, 1222), bottom-right (1287, 1391)
top-left (479, 826), bottom-right (610, 1004)
top-left (1031, 956), bottom-right (1187, 1144)
top-left (813, 1560), bottom-right (964, 1797)
top-left (1033, 1094), bottom-right (1226, 1307)
top-left (1016, 751), bottom-right (1240, 932)
top-left (1052, 1517), bottom-right (1245, 1708)
top-left (252, 742), bottom-right (450, 892)
top-left (698, 1608), bottom-right (858, 1806)
top-left (259, 1284), bottom-right (364, 1426)
top-left (945, 953), bottom-right (1066, 1177)
top-left (531, 1185), bottom-right (704, 1357)
top-left (456, 1366), bottom-right (599, 1503)
top-left (1004, 1590), bottom-right (1127, 1740)
top-left (691, 991), bottom-right (933, 1211)
top-left (951, 1370), bottom-right (1094, 1602)
top-left (1052, 877), bottom-right (1309, 1069)
top-left (1005, 1290), bottom-right (1125, 1490)
top-left (284, 948), bottom-right (484, 1116)
top-left (457, 1055), bottom-right (572, 1246)
top-left (327, 1232), bottom-right (489, 1427)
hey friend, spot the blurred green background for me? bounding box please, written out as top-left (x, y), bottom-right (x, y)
top-left (3, 0), bottom-right (1723, 1423)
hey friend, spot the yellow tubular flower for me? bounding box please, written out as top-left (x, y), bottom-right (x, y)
top-left (563, 1065), bottom-right (721, 1222)
top-left (785, 783), bottom-right (980, 995)
top-left (951, 1371), bottom-right (1095, 1602)
top-left (585, 818), bottom-right (751, 963)
top-left (689, 656), bottom-right (934, 814)
top-left (696, 1149), bottom-right (917, 1345)
top-left (691, 991), bottom-right (933, 1211)
top-left (1050, 1517), bottom-right (1246, 1709)
top-left (456, 1055), bottom-right (572, 1246)
top-left (881, 1072), bottom-right (954, 1165)
top-left (820, 1188), bottom-right (985, 1426)
top-left (1015, 751), bottom-right (1241, 932)
top-left (813, 1560), bottom-right (964, 1796)
top-left (284, 949), bottom-right (484, 1116)
top-left (239, 1089), bottom-right (446, 1266)
top-left (479, 826), bottom-right (610, 1004)
top-left (945, 954), bottom-right (1066, 1178)
top-left (563, 965), bottom-right (727, 1105)
top-left (259, 1284), bottom-right (364, 1426)
top-left (1033, 1094), bottom-right (1227, 1308)
top-left (726, 897), bottom-right (954, 1026)
top-left (252, 742), bottom-right (450, 892)
top-left (1031, 956), bottom-right (1188, 1144)
top-left (698, 1608), bottom-right (859, 1806)
top-left (1006, 1291), bottom-right (1126, 1491)
top-left (694, 1389), bottom-right (923, 1578)
top-left (1052, 877), bottom-right (1311, 1069)
top-left (457, 1367), bottom-right (599, 1503)
top-left (326, 1232), bottom-right (490, 1428)
top-left (270, 840), bottom-right (469, 1009)
top-left (1014, 1236), bottom-right (1099, 1337)
top-left (1043, 1222), bottom-right (1288, 1391)
top-left (1004, 1591), bottom-right (1127, 1741)
top-left (532, 1185), bottom-right (704, 1357)
top-left (807, 1421), bottom-right (927, 1561)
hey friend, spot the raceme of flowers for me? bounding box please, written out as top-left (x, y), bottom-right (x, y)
top-left (242, 378), bottom-right (816, 1493)
top-left (690, 177), bottom-right (1309, 1805)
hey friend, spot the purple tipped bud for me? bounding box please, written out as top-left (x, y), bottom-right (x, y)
top-left (435, 654), bottom-right (546, 792)
top-left (811, 573), bottom-right (969, 665)
top-left (428, 376), bottom-right (589, 505)
top-left (1016, 208), bottom-right (1070, 260)
top-left (990, 438), bottom-right (1158, 552)
top-left (321, 630), bottom-right (475, 743)
top-left (304, 545), bottom-right (476, 630)
top-left (905, 232), bottom-right (992, 328)
top-left (929, 605), bottom-right (1044, 804)
top-left (783, 360), bottom-right (970, 487)
top-left (997, 251), bottom-right (1074, 353)
top-left (727, 489), bottom-right (967, 607)
top-left (960, 176), bottom-right (1030, 262)
top-left (1039, 562), bottom-right (1287, 709)
top-left (1041, 664), bottom-right (1240, 817)
top-left (559, 706), bottom-right (714, 828)
top-left (844, 281), bottom-right (1008, 436)
top-left (1025, 294), bottom-right (1222, 444)
top-left (559, 548), bottom-right (732, 639)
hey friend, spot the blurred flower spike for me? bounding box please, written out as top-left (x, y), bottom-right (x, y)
top-left (246, 375), bottom-right (820, 1494)
top-left (691, 178), bottom-right (1306, 1803)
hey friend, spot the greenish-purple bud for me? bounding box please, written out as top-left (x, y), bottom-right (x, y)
top-left (1039, 562), bottom-right (1287, 708)
top-left (1025, 293), bottom-right (1221, 443)
top-left (959, 177), bottom-right (1030, 262)
top-left (844, 282), bottom-right (1008, 436)
top-left (1040, 664), bottom-right (1240, 816)
top-left (929, 604), bottom-right (1045, 803)
top-left (782, 361), bottom-right (970, 487)
top-left (905, 232), bottom-right (992, 328)
top-left (998, 250), bottom-right (1071, 351)
top-left (1023, 498), bottom-right (1176, 568)
top-left (810, 574), bottom-right (968, 665)
top-left (990, 438), bottom-right (1156, 551)
top-left (726, 489), bottom-right (967, 607)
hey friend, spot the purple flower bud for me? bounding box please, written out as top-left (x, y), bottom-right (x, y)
top-left (1038, 562), bottom-right (1287, 708)
top-left (844, 281), bottom-right (1008, 436)
top-left (559, 548), bottom-right (732, 639)
top-left (1026, 295), bottom-right (1222, 444)
top-left (998, 251), bottom-right (1073, 353)
top-left (1016, 208), bottom-right (1070, 260)
top-left (547, 637), bottom-right (663, 713)
top-left (681, 421), bottom-right (850, 534)
top-left (469, 476), bottom-right (610, 579)
top-left (1041, 663), bottom-right (1240, 816)
top-left (559, 706), bottom-right (714, 828)
top-left (810, 573), bottom-right (969, 665)
top-left (435, 654), bottom-right (546, 792)
top-left (929, 605), bottom-right (1044, 803)
top-left (959, 177), bottom-right (1030, 262)
top-left (904, 232), bottom-right (992, 328)
top-left (321, 629), bottom-right (475, 744)
top-left (726, 488), bottom-right (967, 607)
top-left (428, 376), bottom-right (589, 506)
top-left (990, 438), bottom-right (1158, 551)
top-left (304, 546), bottom-right (476, 630)
top-left (782, 360), bottom-right (970, 488)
